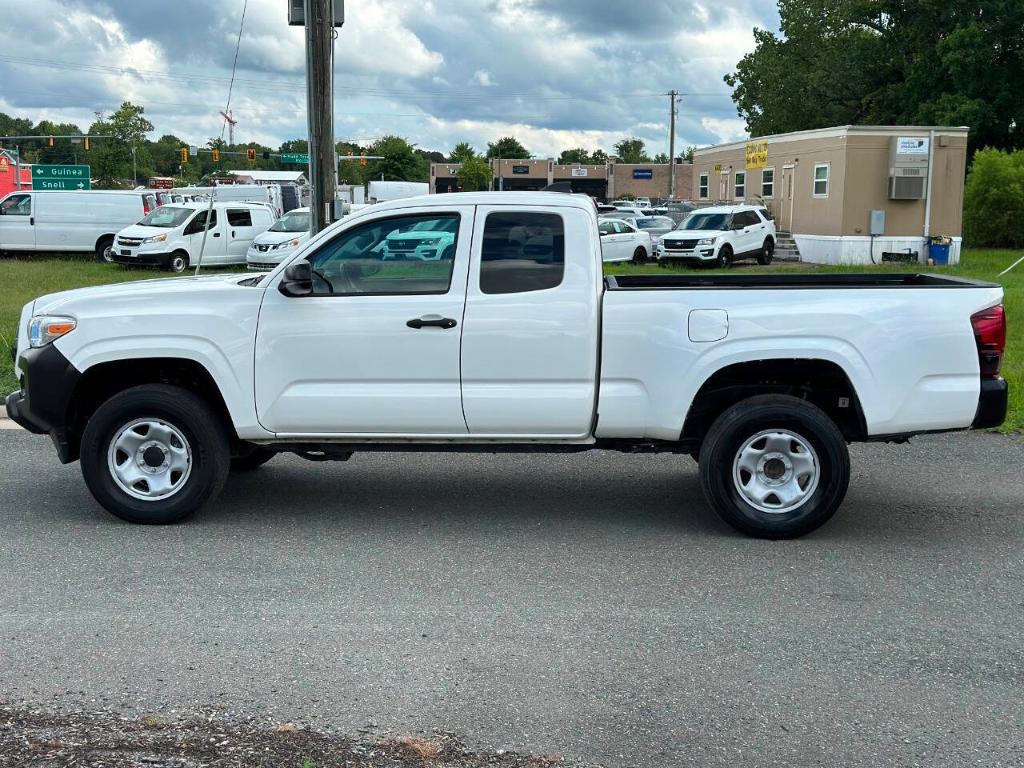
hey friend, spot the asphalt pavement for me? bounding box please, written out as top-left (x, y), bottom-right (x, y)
top-left (1, 429), bottom-right (1021, 767)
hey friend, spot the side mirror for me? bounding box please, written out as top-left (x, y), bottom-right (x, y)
top-left (278, 261), bottom-right (313, 297)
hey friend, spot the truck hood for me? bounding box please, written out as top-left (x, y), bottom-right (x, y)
top-left (33, 274), bottom-right (259, 316)
top-left (253, 230), bottom-right (308, 246)
top-left (116, 224), bottom-right (171, 240)
top-left (661, 229), bottom-right (727, 241)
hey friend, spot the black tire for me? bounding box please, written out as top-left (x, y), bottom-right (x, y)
top-left (715, 245), bottom-right (733, 269)
top-left (80, 384), bottom-right (230, 524)
top-left (757, 238), bottom-right (774, 265)
top-left (632, 246), bottom-right (647, 265)
top-left (96, 236), bottom-right (115, 263)
top-left (231, 447), bottom-right (276, 472)
top-left (168, 251), bottom-right (189, 273)
top-left (698, 394), bottom-right (850, 539)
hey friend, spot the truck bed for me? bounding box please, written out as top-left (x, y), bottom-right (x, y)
top-left (605, 273), bottom-right (999, 290)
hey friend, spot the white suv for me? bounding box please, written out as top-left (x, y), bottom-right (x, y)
top-left (658, 205), bottom-right (775, 268)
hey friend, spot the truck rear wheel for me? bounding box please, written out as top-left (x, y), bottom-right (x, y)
top-left (698, 394), bottom-right (850, 539)
top-left (168, 251), bottom-right (190, 273)
top-left (80, 384), bottom-right (230, 524)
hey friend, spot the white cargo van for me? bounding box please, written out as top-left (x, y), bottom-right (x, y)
top-left (0, 190), bottom-right (153, 260)
top-left (111, 201), bottom-right (275, 272)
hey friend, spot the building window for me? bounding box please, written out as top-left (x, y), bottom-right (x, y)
top-left (734, 171), bottom-right (746, 199)
top-left (698, 173), bottom-right (709, 199)
top-left (813, 163), bottom-right (830, 197)
top-left (761, 168), bottom-right (774, 198)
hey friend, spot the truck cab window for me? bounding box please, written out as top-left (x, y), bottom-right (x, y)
top-left (306, 213), bottom-right (459, 295)
top-left (185, 210), bottom-right (217, 235)
top-left (480, 212), bottom-right (565, 295)
top-left (227, 209), bottom-right (253, 227)
top-left (1, 194), bottom-right (31, 215)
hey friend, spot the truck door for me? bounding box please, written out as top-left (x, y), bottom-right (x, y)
top-left (0, 193), bottom-right (36, 250)
top-left (186, 208), bottom-right (227, 264)
top-left (460, 206), bottom-right (601, 438)
top-left (255, 206), bottom-right (475, 435)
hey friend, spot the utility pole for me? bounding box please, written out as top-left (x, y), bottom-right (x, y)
top-left (305, 0), bottom-right (337, 235)
top-left (668, 90), bottom-right (679, 199)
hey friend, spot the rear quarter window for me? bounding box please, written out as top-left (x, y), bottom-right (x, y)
top-left (480, 212), bottom-right (565, 295)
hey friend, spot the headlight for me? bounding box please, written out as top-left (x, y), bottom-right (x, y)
top-left (273, 239), bottom-right (301, 250)
top-left (143, 234), bottom-right (167, 243)
top-left (417, 238), bottom-right (441, 246)
top-left (697, 237), bottom-right (717, 246)
top-left (28, 315), bottom-right (76, 348)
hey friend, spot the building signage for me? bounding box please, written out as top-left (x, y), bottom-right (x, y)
top-left (571, 167), bottom-right (588, 177)
top-left (632, 169), bottom-right (654, 180)
top-left (745, 140), bottom-right (769, 170)
top-left (896, 137), bottom-right (929, 155)
top-left (32, 164), bottom-right (91, 190)
top-left (512, 165), bottom-right (531, 174)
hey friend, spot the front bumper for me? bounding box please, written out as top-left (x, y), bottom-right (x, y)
top-left (659, 247), bottom-right (716, 262)
top-left (971, 377), bottom-right (1008, 429)
top-left (6, 344), bottom-right (82, 463)
top-left (111, 249), bottom-right (171, 267)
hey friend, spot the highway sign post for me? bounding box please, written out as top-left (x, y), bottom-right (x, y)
top-left (281, 152), bottom-right (310, 164)
top-left (32, 164), bottom-right (91, 190)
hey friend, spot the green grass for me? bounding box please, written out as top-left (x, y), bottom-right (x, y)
top-left (2, 250), bottom-right (1021, 432)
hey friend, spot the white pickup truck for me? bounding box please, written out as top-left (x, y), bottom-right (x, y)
top-left (6, 192), bottom-right (1008, 538)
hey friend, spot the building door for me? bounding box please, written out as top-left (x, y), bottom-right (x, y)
top-left (719, 171), bottom-right (730, 202)
top-left (779, 165), bottom-right (795, 232)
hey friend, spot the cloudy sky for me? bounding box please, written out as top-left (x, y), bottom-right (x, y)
top-left (0, 0), bottom-right (779, 157)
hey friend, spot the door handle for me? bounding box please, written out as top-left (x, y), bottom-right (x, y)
top-left (407, 315), bottom-right (457, 330)
top-left (213, 232), bottom-right (221, 238)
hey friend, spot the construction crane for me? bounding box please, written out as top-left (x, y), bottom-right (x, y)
top-left (219, 109), bottom-right (237, 146)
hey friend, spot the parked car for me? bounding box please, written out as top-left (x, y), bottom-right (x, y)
top-left (633, 215), bottom-right (677, 255)
top-left (599, 211), bottom-right (642, 228)
top-left (599, 218), bottom-right (653, 263)
top-left (659, 205), bottom-right (776, 268)
top-left (247, 207), bottom-right (311, 271)
top-left (381, 216), bottom-right (459, 261)
top-left (0, 190), bottom-right (153, 261)
top-left (664, 201), bottom-right (696, 224)
top-left (6, 192), bottom-right (1008, 540)
top-left (111, 201), bottom-right (275, 272)
top-left (634, 197), bottom-right (652, 208)
top-left (612, 205), bottom-right (648, 218)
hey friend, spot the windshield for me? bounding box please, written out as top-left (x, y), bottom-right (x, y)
top-left (137, 207), bottom-right (194, 228)
top-left (678, 212), bottom-right (730, 231)
top-left (635, 217), bottom-right (669, 229)
top-left (270, 210), bottom-right (310, 233)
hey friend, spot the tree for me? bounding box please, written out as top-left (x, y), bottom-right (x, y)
top-left (963, 148), bottom-right (1024, 248)
top-left (725, 0), bottom-right (1024, 153)
top-left (88, 101), bottom-right (154, 187)
top-left (558, 148), bottom-right (593, 165)
top-left (653, 152), bottom-right (670, 164)
top-left (449, 141), bottom-right (477, 163)
top-left (358, 135), bottom-right (429, 184)
top-left (613, 138), bottom-right (650, 163)
top-left (457, 155), bottom-right (494, 192)
top-left (590, 149), bottom-right (609, 165)
top-left (486, 136), bottom-right (531, 159)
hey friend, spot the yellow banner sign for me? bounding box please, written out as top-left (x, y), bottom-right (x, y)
top-left (745, 141), bottom-right (768, 170)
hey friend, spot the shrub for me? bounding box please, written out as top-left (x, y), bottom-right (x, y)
top-left (963, 148), bottom-right (1024, 248)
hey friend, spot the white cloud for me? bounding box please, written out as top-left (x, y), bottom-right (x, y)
top-left (472, 70), bottom-right (496, 87)
top-left (700, 117), bottom-right (749, 145)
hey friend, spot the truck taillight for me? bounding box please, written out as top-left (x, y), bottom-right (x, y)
top-left (971, 305), bottom-right (1006, 377)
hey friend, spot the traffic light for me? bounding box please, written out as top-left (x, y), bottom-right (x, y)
top-left (48, 136), bottom-right (54, 147)
top-left (212, 148), bottom-right (220, 163)
top-left (83, 136), bottom-right (90, 151)
top-left (262, 151), bottom-right (270, 160)
top-left (181, 147), bottom-right (188, 164)
top-left (246, 148), bottom-right (256, 161)
top-left (360, 156), bottom-right (367, 166)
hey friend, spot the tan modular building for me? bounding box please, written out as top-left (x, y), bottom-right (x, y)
top-left (430, 159), bottom-right (692, 201)
top-left (692, 125), bottom-right (969, 265)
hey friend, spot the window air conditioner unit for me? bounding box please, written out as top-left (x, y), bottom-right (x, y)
top-left (888, 136), bottom-right (929, 200)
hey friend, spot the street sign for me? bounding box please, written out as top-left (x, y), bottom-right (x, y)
top-left (281, 152), bottom-right (310, 164)
top-left (32, 164), bottom-right (91, 190)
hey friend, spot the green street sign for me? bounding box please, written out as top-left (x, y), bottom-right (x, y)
top-left (32, 164), bottom-right (91, 190)
top-left (281, 152), bottom-right (309, 164)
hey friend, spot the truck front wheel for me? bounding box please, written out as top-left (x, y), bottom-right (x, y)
top-left (79, 384), bottom-right (230, 524)
top-left (698, 394), bottom-right (850, 539)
